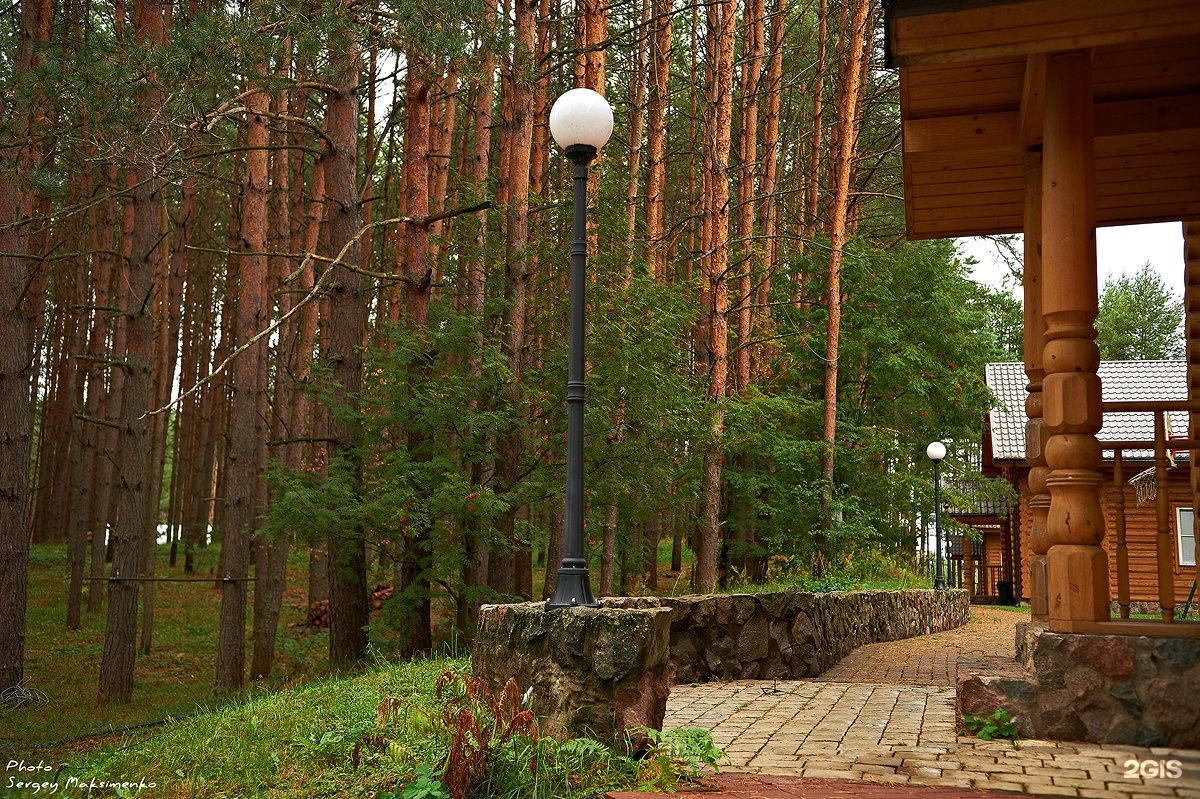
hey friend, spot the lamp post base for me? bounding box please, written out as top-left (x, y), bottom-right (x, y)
top-left (546, 566), bottom-right (599, 609)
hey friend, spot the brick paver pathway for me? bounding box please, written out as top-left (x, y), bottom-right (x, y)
top-left (650, 607), bottom-right (1200, 799)
top-left (814, 605), bottom-right (1021, 685)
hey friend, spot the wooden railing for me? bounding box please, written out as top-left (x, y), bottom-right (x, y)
top-left (1102, 400), bottom-right (1200, 632)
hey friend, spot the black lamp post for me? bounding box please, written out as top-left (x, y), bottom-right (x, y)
top-left (546, 88), bottom-right (613, 609)
top-left (927, 440), bottom-right (947, 590)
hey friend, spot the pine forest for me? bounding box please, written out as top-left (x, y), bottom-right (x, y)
top-left (0, 0), bottom-right (1016, 705)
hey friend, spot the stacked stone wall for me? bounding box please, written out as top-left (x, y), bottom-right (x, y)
top-left (604, 589), bottom-right (969, 683)
top-left (959, 622), bottom-right (1200, 747)
top-left (472, 589), bottom-right (969, 749)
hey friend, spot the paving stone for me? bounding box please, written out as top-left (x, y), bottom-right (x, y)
top-left (654, 607), bottom-right (1199, 799)
top-left (977, 780), bottom-right (1028, 793)
top-left (857, 773), bottom-right (912, 785)
top-left (1025, 785), bottom-right (1080, 796)
top-left (1027, 767), bottom-right (1090, 779)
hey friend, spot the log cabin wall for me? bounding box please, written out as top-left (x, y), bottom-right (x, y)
top-left (1012, 465), bottom-right (1198, 604)
top-left (1100, 468), bottom-right (1197, 605)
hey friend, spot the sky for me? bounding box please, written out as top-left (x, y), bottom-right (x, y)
top-left (955, 221), bottom-right (1187, 300)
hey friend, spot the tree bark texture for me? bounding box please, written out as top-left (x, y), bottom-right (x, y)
top-left (695, 0), bottom-right (736, 594)
top-left (324, 21), bottom-right (369, 666)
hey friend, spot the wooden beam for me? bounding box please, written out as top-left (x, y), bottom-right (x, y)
top-left (1020, 53), bottom-right (1046, 148)
top-left (903, 111), bottom-right (1019, 154)
top-left (1094, 94), bottom-right (1200, 139)
top-left (1024, 148), bottom-right (1050, 621)
top-left (891, 0), bottom-right (1200, 67)
top-left (904, 92), bottom-right (1200, 157)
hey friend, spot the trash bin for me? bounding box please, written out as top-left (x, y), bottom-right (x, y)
top-left (997, 580), bottom-right (1015, 606)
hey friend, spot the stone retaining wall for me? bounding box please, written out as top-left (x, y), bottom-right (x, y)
top-left (472, 589), bottom-right (968, 749)
top-left (604, 589), bottom-right (969, 683)
top-left (472, 603), bottom-right (675, 753)
top-left (958, 622), bottom-right (1200, 747)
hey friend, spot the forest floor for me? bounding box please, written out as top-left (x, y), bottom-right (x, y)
top-left (3, 540), bottom-right (699, 758)
top-left (1, 543), bottom-right (329, 755)
top-left (2, 538), bottom-right (922, 760)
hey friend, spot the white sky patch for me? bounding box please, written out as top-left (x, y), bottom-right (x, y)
top-left (956, 221), bottom-right (1186, 300)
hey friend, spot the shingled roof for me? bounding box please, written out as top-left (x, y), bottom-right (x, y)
top-left (986, 361), bottom-right (1188, 462)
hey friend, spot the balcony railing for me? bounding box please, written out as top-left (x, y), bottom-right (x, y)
top-left (1092, 400), bottom-right (1200, 637)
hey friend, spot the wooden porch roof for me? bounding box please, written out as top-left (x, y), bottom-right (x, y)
top-left (885, 0), bottom-right (1200, 239)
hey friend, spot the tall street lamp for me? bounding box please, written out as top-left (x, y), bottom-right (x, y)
top-left (546, 88), bottom-right (613, 609)
top-left (927, 441), bottom-right (947, 590)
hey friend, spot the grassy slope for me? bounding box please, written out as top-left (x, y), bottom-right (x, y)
top-left (55, 657), bottom-right (462, 799)
top-left (5, 534), bottom-right (928, 781)
top-left (3, 543), bottom-right (328, 752)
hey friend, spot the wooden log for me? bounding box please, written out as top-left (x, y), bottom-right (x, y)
top-left (1041, 50), bottom-right (1109, 626)
top-left (1023, 150), bottom-right (1051, 619)
top-left (1154, 413), bottom-right (1176, 622)
top-left (1113, 449), bottom-right (1130, 617)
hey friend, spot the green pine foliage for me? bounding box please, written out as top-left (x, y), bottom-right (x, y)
top-left (1096, 262), bottom-right (1184, 360)
top-left (720, 236), bottom-right (1011, 572)
top-left (13, 0), bottom-right (1023, 663)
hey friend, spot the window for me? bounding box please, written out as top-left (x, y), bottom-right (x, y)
top-left (1175, 507), bottom-right (1197, 567)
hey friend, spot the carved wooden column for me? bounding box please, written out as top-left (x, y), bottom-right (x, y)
top-left (1023, 150), bottom-right (1051, 620)
top-left (1041, 50), bottom-right (1109, 626)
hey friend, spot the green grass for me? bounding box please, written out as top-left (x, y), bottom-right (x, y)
top-left (991, 603), bottom-right (1031, 613)
top-left (50, 657), bottom-right (463, 799)
top-left (717, 549), bottom-right (931, 595)
top-left (3, 542), bottom-right (329, 754)
top-left (6, 536), bottom-right (934, 767)
top-left (32, 656), bottom-right (722, 799)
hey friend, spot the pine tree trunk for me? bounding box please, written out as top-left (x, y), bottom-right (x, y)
top-left (217, 67), bottom-right (271, 691)
top-left (734, 0), bottom-right (763, 396)
top-left (459, 24), bottom-right (497, 627)
top-left (252, 60), bottom-right (300, 680)
top-left (796, 0), bottom-right (828, 306)
top-left (65, 264), bottom-right (90, 630)
top-left (818, 0), bottom-right (871, 536)
top-left (0, 145), bottom-right (32, 694)
top-left (493, 0), bottom-right (537, 598)
top-left (644, 0), bottom-right (671, 280)
top-left (87, 163), bottom-right (120, 611)
top-left (97, 0), bottom-right (166, 704)
top-left (754, 0), bottom-right (785, 373)
top-left (600, 503), bottom-right (617, 596)
top-left (324, 20), bottom-right (369, 666)
top-left (625, 0), bottom-right (649, 249)
top-left (397, 58), bottom-right (435, 653)
top-left (695, 0), bottom-right (735, 594)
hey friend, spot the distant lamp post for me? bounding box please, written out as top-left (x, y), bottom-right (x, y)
top-left (927, 441), bottom-right (947, 590)
top-left (546, 88), bottom-right (613, 610)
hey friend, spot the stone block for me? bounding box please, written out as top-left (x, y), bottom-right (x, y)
top-left (959, 627), bottom-right (1200, 748)
top-left (472, 602), bottom-right (674, 752)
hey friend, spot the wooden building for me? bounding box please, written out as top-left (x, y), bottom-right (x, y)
top-left (886, 0), bottom-right (1200, 638)
top-left (983, 361), bottom-right (1197, 613)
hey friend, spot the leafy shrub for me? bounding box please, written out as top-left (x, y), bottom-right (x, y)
top-left (963, 708), bottom-right (1019, 742)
